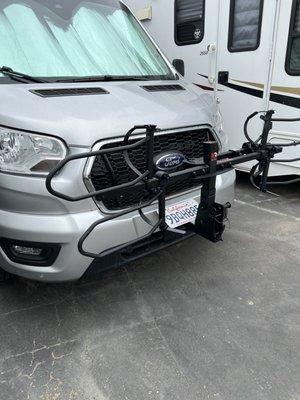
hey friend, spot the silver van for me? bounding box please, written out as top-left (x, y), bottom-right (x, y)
top-left (0, 0), bottom-right (235, 282)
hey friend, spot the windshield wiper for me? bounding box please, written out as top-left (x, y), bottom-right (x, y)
top-left (0, 66), bottom-right (47, 83)
top-left (56, 75), bottom-right (163, 83)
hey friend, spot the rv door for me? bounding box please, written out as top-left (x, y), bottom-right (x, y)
top-left (267, 0), bottom-right (300, 176)
top-left (215, 0), bottom-right (278, 158)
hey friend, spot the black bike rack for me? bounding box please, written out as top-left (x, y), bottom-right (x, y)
top-left (46, 111), bottom-right (300, 260)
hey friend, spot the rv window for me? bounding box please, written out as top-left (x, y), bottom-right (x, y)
top-left (228, 0), bottom-right (264, 52)
top-left (175, 0), bottom-right (205, 46)
top-left (286, 0), bottom-right (300, 75)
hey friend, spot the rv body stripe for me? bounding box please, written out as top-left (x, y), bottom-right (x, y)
top-left (196, 73), bottom-right (300, 108)
top-left (194, 83), bottom-right (224, 92)
top-left (271, 86), bottom-right (300, 96)
top-left (222, 81), bottom-right (263, 98)
top-left (232, 79), bottom-right (300, 96)
top-left (231, 79), bottom-right (265, 90)
top-left (197, 74), bottom-right (263, 98)
top-left (270, 93), bottom-right (300, 109)
top-left (194, 83), bottom-right (214, 91)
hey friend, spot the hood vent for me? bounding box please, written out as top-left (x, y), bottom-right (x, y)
top-left (30, 87), bottom-right (109, 98)
top-left (141, 84), bottom-right (185, 92)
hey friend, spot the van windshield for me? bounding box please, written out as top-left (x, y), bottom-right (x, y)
top-left (0, 0), bottom-right (174, 81)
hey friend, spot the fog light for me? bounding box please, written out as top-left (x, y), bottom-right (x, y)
top-left (12, 246), bottom-right (43, 256)
top-left (0, 239), bottom-right (61, 266)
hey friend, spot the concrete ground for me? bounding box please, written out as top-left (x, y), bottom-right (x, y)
top-left (0, 173), bottom-right (299, 400)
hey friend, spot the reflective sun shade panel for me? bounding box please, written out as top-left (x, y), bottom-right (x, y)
top-left (0, 0), bottom-right (172, 79)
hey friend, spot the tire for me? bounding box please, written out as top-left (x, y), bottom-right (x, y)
top-left (0, 268), bottom-right (11, 283)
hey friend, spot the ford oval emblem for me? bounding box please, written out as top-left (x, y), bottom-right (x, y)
top-left (154, 152), bottom-right (185, 171)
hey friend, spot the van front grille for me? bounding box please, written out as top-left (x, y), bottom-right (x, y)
top-left (89, 128), bottom-right (214, 210)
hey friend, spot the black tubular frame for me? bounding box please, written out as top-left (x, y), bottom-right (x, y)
top-left (46, 112), bottom-right (299, 260)
top-left (46, 125), bottom-right (157, 202)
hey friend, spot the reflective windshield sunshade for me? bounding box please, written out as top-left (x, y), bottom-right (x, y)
top-left (0, 0), bottom-right (172, 80)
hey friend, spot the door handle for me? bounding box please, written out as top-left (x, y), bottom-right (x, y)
top-left (218, 71), bottom-right (229, 84)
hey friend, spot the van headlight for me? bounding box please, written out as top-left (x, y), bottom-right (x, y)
top-left (0, 127), bottom-right (67, 175)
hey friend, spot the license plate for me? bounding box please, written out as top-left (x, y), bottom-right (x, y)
top-left (165, 199), bottom-right (199, 228)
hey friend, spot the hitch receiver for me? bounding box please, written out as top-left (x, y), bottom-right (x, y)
top-left (193, 141), bottom-right (231, 242)
top-left (194, 202), bottom-right (231, 242)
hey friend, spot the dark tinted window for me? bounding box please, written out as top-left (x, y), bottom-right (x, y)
top-left (286, 0), bottom-right (300, 75)
top-left (175, 0), bottom-right (205, 45)
top-left (228, 0), bottom-right (264, 52)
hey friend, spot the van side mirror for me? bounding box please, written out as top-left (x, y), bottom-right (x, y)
top-left (172, 59), bottom-right (185, 77)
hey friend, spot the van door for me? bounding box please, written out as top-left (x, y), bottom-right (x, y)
top-left (215, 0), bottom-right (278, 155)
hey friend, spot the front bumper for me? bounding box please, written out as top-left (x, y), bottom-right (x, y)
top-left (0, 170), bottom-right (235, 282)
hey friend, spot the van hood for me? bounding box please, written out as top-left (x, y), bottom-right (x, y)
top-left (0, 80), bottom-right (214, 146)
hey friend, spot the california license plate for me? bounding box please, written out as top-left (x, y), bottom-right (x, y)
top-left (165, 199), bottom-right (199, 229)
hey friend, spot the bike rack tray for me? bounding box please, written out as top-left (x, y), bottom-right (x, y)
top-left (46, 111), bottom-right (299, 261)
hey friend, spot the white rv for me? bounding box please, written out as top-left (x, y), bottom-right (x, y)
top-left (126, 0), bottom-right (300, 177)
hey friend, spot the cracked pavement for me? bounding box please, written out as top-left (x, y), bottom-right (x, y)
top-left (0, 174), bottom-right (299, 400)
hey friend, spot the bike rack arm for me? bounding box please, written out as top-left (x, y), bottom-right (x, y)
top-left (44, 111), bottom-right (299, 260)
top-left (78, 189), bottom-right (164, 259)
top-left (45, 126), bottom-right (155, 202)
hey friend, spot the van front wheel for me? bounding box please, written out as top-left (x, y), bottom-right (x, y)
top-left (0, 268), bottom-right (11, 283)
